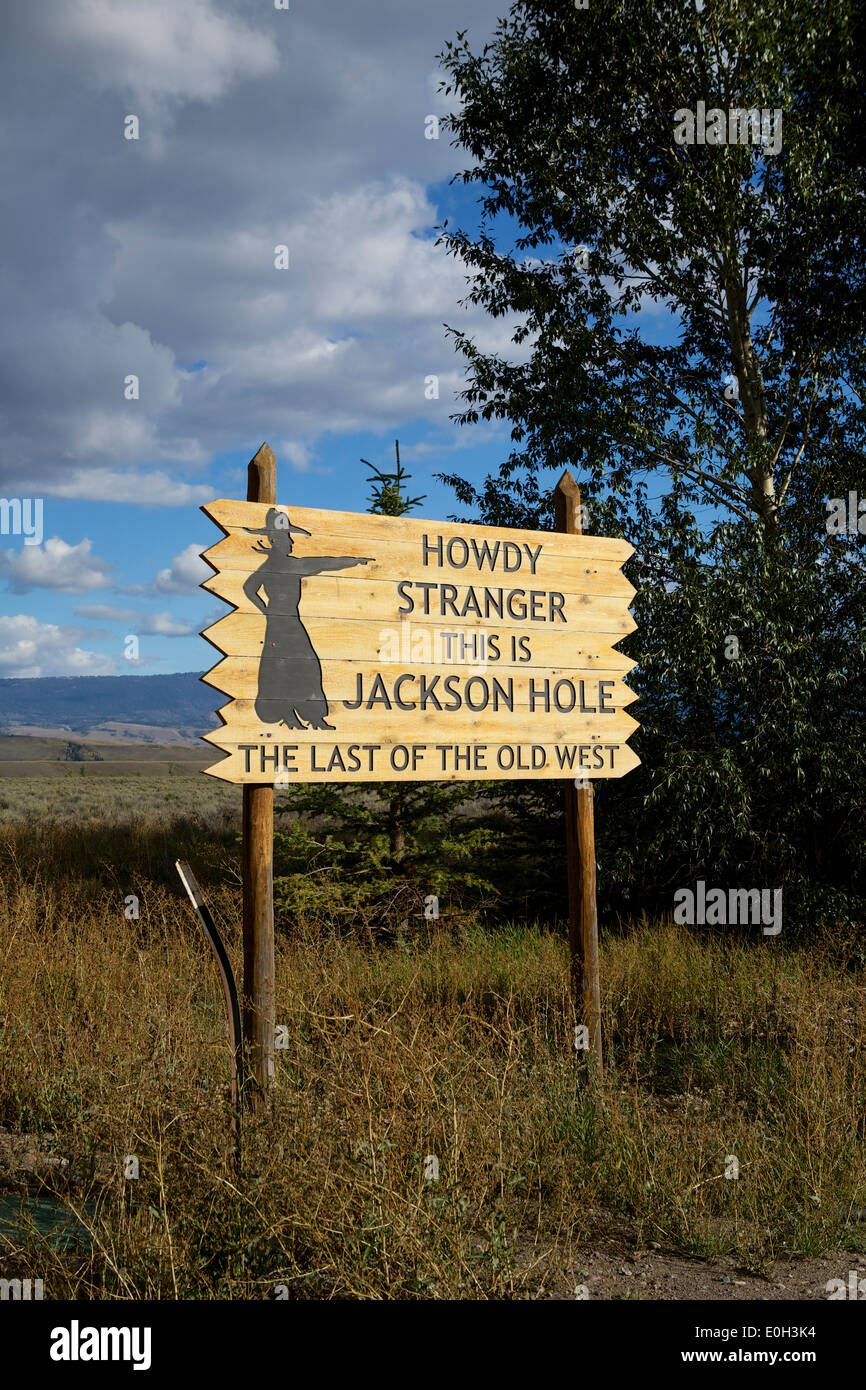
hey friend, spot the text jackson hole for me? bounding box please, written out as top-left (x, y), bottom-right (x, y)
top-left (344, 672), bottom-right (615, 712)
top-left (346, 531), bottom-right (617, 712)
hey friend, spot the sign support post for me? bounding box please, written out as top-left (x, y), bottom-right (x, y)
top-left (242, 442), bottom-right (276, 1101)
top-left (554, 469), bottom-right (603, 1077)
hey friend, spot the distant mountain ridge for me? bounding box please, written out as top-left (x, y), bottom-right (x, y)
top-left (0, 673), bottom-right (218, 744)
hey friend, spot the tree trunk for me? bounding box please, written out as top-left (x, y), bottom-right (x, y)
top-left (723, 270), bottom-right (779, 535)
top-left (388, 789), bottom-right (406, 862)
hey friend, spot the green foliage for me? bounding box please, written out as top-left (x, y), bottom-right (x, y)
top-left (602, 520), bottom-right (866, 924)
top-left (362, 439), bottom-right (426, 517)
top-left (442, 473), bottom-right (866, 930)
top-left (436, 0), bottom-right (865, 533)
top-left (271, 784), bottom-right (523, 935)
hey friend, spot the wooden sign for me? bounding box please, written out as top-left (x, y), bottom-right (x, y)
top-left (200, 501), bottom-right (639, 783)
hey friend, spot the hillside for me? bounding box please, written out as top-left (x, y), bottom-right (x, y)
top-left (0, 673), bottom-right (218, 744)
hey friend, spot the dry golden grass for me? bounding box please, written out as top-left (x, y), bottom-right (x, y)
top-left (1, 815), bottom-right (865, 1299)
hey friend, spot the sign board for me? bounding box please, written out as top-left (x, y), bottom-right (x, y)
top-left (200, 501), bottom-right (639, 783)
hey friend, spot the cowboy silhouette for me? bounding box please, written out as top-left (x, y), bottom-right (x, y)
top-left (242, 507), bottom-right (373, 730)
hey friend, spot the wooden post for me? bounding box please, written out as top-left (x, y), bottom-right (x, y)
top-left (243, 442), bottom-right (276, 1100)
top-left (554, 469), bottom-right (603, 1076)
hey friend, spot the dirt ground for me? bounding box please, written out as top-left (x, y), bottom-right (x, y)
top-left (555, 1244), bottom-right (863, 1300)
top-left (522, 1208), bottom-right (866, 1300)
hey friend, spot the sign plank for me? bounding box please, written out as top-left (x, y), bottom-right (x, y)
top-left (199, 499), bottom-right (640, 783)
top-left (203, 738), bottom-right (642, 784)
top-left (203, 500), bottom-right (633, 564)
top-left (202, 612), bottom-right (638, 662)
top-left (206, 700), bottom-right (639, 743)
top-left (203, 532), bottom-right (635, 598)
top-left (201, 656), bottom-right (640, 704)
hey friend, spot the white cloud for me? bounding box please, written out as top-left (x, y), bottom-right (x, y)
top-left (0, 537), bottom-right (114, 594)
top-left (54, 0), bottom-right (279, 106)
top-left (74, 605), bottom-right (139, 622)
top-left (72, 603), bottom-right (194, 635)
top-left (49, 470), bottom-right (212, 506)
top-left (277, 440), bottom-right (315, 473)
top-left (138, 610), bottom-right (195, 636)
top-left (104, 180), bottom-right (478, 414)
top-left (0, 615), bottom-right (116, 677)
top-left (154, 543), bottom-right (210, 594)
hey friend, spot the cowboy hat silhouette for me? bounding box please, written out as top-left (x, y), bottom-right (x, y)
top-left (244, 507), bottom-right (310, 550)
